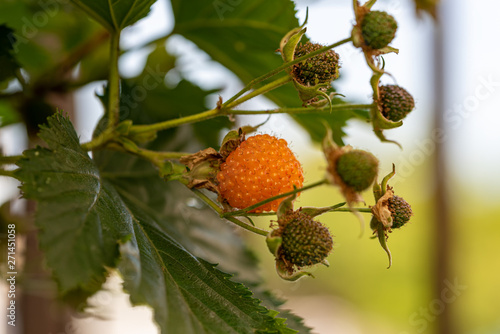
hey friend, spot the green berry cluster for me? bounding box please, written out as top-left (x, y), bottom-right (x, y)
top-left (292, 42), bottom-right (340, 86)
top-left (278, 211), bottom-right (333, 267)
top-left (361, 11), bottom-right (398, 49)
top-left (379, 85), bottom-right (415, 122)
top-left (388, 195), bottom-right (413, 228)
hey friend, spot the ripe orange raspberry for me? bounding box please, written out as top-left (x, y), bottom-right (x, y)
top-left (217, 134), bottom-right (304, 213)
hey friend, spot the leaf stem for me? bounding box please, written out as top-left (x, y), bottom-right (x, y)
top-left (241, 205), bottom-right (372, 216)
top-left (128, 76), bottom-right (292, 135)
top-left (123, 144), bottom-right (190, 168)
top-left (223, 37), bottom-right (353, 107)
top-left (126, 101), bottom-right (371, 137)
top-left (329, 207), bottom-right (372, 213)
top-left (191, 189), bottom-right (269, 236)
top-left (228, 103), bottom-right (373, 115)
top-left (80, 128), bottom-right (116, 151)
top-left (0, 155), bottom-right (21, 165)
top-left (225, 216), bottom-right (268, 237)
top-left (223, 179), bottom-right (328, 217)
top-left (128, 108), bottom-right (219, 135)
top-left (224, 76), bottom-right (293, 109)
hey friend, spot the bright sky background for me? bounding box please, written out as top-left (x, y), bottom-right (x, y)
top-left (1, 0), bottom-right (499, 333)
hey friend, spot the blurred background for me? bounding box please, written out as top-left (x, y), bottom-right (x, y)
top-left (1, 0), bottom-right (499, 333)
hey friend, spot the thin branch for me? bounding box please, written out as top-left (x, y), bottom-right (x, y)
top-left (241, 205), bottom-right (372, 216)
top-left (223, 179), bottom-right (328, 217)
top-left (128, 108), bottom-right (219, 135)
top-left (227, 103), bottom-right (373, 115)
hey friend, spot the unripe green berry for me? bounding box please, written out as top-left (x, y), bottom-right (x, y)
top-left (379, 85), bottom-right (415, 122)
top-left (388, 195), bottom-right (412, 228)
top-left (361, 11), bottom-right (398, 49)
top-left (336, 150), bottom-right (379, 192)
top-left (280, 213), bottom-right (333, 267)
top-left (292, 42), bottom-right (340, 86)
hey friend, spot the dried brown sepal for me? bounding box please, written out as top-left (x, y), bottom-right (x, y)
top-left (370, 186), bottom-right (395, 231)
top-left (180, 148), bottom-right (220, 170)
top-left (180, 148), bottom-right (222, 193)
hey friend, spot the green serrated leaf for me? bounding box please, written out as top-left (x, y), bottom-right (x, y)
top-left (15, 113), bottom-right (135, 300)
top-left (118, 209), bottom-right (295, 334)
top-left (69, 0), bottom-right (157, 31)
top-left (171, 0), bottom-right (298, 86)
top-left (254, 289), bottom-right (313, 334)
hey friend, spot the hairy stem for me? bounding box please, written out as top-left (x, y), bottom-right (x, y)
top-left (141, 150), bottom-right (191, 160)
top-left (127, 100), bottom-right (370, 137)
top-left (223, 179), bottom-right (328, 217)
top-left (124, 145), bottom-right (190, 169)
top-left (128, 108), bottom-right (219, 135)
top-left (128, 76), bottom-right (291, 135)
top-left (82, 32), bottom-right (121, 151)
top-left (329, 207), bottom-right (372, 213)
top-left (242, 205), bottom-right (372, 216)
top-left (229, 103), bottom-right (373, 115)
top-left (224, 76), bottom-right (293, 109)
top-left (80, 128), bottom-right (116, 151)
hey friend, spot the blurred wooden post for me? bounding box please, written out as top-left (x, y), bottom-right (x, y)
top-left (433, 4), bottom-right (453, 334)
